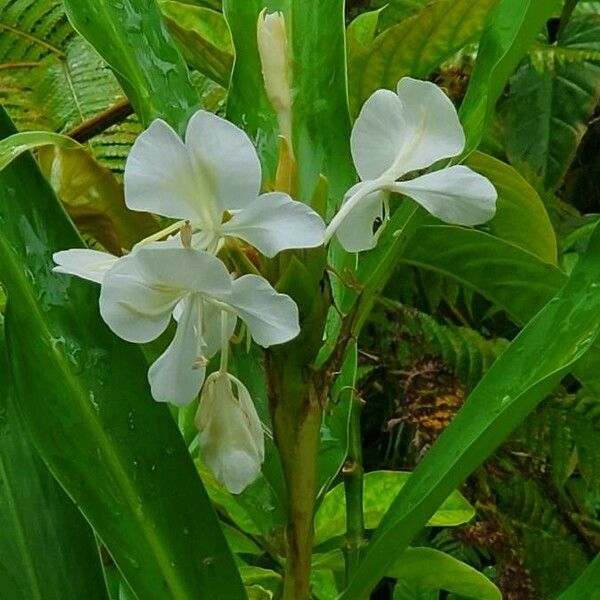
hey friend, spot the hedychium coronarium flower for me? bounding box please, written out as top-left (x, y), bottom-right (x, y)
top-left (324, 77), bottom-right (498, 252)
top-left (124, 109), bottom-right (324, 256)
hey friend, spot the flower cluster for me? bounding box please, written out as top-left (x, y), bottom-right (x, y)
top-left (54, 111), bottom-right (325, 493)
top-left (53, 77), bottom-right (496, 494)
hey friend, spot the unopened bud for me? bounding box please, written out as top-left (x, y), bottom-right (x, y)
top-left (257, 10), bottom-right (292, 142)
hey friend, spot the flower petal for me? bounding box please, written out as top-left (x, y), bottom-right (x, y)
top-left (130, 246), bottom-right (232, 297)
top-left (196, 373), bottom-right (263, 494)
top-left (227, 275), bottom-right (299, 347)
top-left (391, 77), bottom-right (465, 176)
top-left (335, 183), bottom-right (387, 252)
top-left (124, 119), bottom-right (200, 220)
top-left (185, 111), bottom-right (262, 212)
top-left (220, 192), bottom-right (325, 256)
top-left (231, 375), bottom-right (265, 463)
top-left (99, 256), bottom-right (183, 344)
top-left (350, 89), bottom-right (406, 180)
top-left (53, 249), bottom-right (118, 284)
top-left (391, 165), bottom-right (497, 226)
top-left (148, 296), bottom-right (205, 405)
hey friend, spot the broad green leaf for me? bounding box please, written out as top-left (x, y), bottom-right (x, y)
top-left (316, 547), bottom-right (500, 600)
top-left (402, 225), bottom-right (566, 325)
top-left (159, 1), bottom-right (233, 87)
top-left (0, 108), bottom-right (244, 599)
top-left (0, 321), bottom-right (108, 600)
top-left (63, 0), bottom-right (199, 132)
top-left (314, 471), bottom-right (474, 545)
top-left (348, 0), bottom-right (498, 115)
top-left (460, 0), bottom-right (557, 154)
top-left (389, 548), bottom-right (501, 600)
top-left (369, 0), bottom-right (433, 28)
top-left (502, 16), bottom-right (600, 191)
top-left (557, 552), bottom-right (600, 599)
top-left (466, 152), bottom-right (558, 263)
top-left (38, 146), bottom-right (158, 254)
top-left (0, 131), bottom-right (80, 170)
top-left (339, 222), bottom-right (600, 599)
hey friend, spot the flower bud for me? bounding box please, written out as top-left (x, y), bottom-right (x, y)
top-left (195, 372), bottom-right (264, 494)
top-left (257, 10), bottom-right (292, 141)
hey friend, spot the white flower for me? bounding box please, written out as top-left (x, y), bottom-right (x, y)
top-left (98, 244), bottom-right (299, 406)
top-left (325, 77), bottom-right (497, 252)
top-left (53, 249), bottom-right (119, 283)
top-left (124, 110), bottom-right (324, 256)
top-left (196, 371), bottom-right (264, 494)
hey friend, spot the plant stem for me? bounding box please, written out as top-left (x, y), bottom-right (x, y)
top-left (66, 98), bottom-right (133, 143)
top-left (267, 358), bottom-right (323, 600)
top-left (342, 392), bottom-right (367, 582)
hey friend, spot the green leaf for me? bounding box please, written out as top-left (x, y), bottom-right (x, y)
top-left (0, 131), bottom-right (80, 170)
top-left (390, 548), bottom-right (501, 600)
top-left (460, 0), bottom-right (557, 154)
top-left (314, 471), bottom-right (474, 545)
top-left (348, 0), bottom-right (498, 115)
top-left (466, 152), bottom-right (558, 263)
top-left (316, 547), bottom-right (501, 600)
top-left (402, 225), bottom-right (566, 325)
top-left (557, 552), bottom-right (600, 599)
top-left (0, 321), bottom-right (108, 600)
top-left (159, 1), bottom-right (233, 87)
top-left (0, 108), bottom-right (244, 599)
top-left (63, 0), bottom-right (199, 132)
top-left (502, 16), bottom-right (600, 191)
top-left (339, 222), bottom-right (600, 599)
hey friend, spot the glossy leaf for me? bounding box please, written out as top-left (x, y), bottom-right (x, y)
top-left (460, 0), bottom-right (557, 154)
top-left (340, 222), bottom-right (600, 598)
top-left (0, 321), bottom-right (108, 600)
top-left (348, 0), bottom-right (497, 115)
top-left (316, 547), bottom-right (501, 600)
top-left (159, 0), bottom-right (233, 87)
top-left (466, 152), bottom-right (557, 263)
top-left (0, 131), bottom-right (80, 170)
top-left (402, 225), bottom-right (566, 325)
top-left (0, 108), bottom-right (244, 599)
top-left (314, 471), bottom-right (474, 545)
top-left (63, 0), bottom-right (199, 132)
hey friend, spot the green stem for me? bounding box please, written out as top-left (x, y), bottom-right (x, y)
top-left (342, 392), bottom-right (367, 582)
top-left (267, 358), bottom-right (323, 600)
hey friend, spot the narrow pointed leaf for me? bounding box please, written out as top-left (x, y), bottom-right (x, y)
top-left (340, 222), bottom-right (600, 598)
top-left (0, 321), bottom-right (108, 600)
